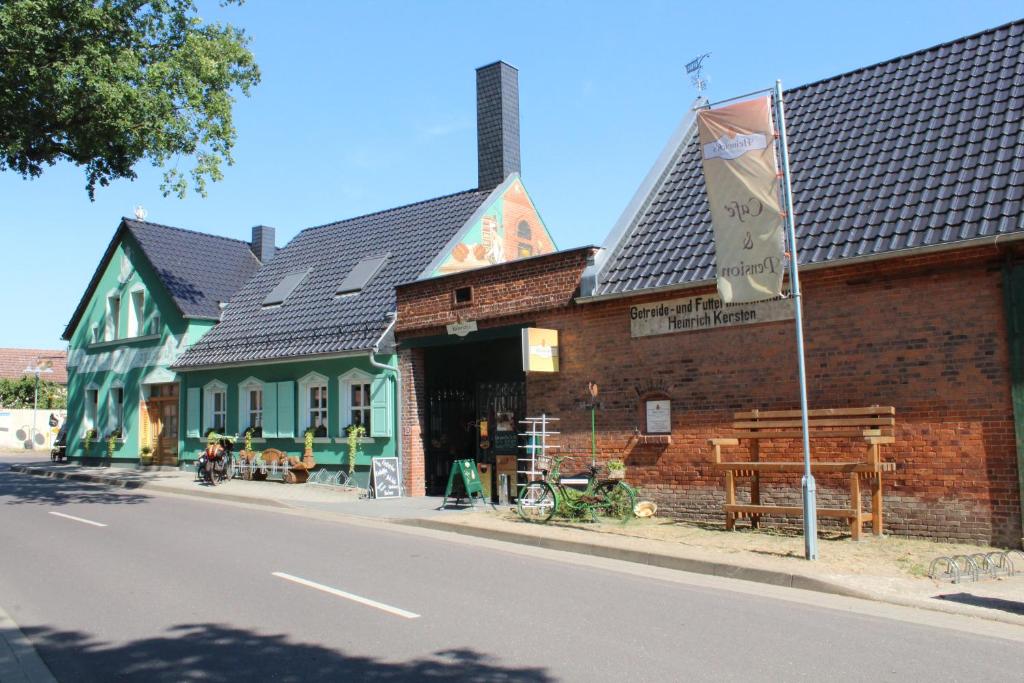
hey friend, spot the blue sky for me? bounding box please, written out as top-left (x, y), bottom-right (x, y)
top-left (1, 1), bottom-right (1019, 349)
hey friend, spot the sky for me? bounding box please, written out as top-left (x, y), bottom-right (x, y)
top-left (1, 0), bottom-right (1020, 349)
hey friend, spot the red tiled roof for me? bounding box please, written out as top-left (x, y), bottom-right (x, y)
top-left (0, 348), bottom-right (68, 384)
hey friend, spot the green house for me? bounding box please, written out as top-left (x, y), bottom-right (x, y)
top-left (62, 219), bottom-right (268, 465)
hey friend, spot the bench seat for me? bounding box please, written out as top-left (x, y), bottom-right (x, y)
top-left (713, 461), bottom-right (896, 473)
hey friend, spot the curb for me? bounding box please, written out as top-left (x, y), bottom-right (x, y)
top-left (0, 603), bottom-right (57, 683)
top-left (10, 465), bottom-right (291, 510)
top-left (397, 517), bottom-right (874, 600)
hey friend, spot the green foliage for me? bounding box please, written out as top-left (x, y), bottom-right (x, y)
top-left (304, 427), bottom-right (315, 451)
top-left (606, 459), bottom-right (625, 472)
top-left (83, 427), bottom-right (97, 452)
top-left (140, 445), bottom-right (152, 456)
top-left (243, 427), bottom-right (253, 453)
top-left (105, 432), bottom-right (118, 457)
top-left (0, 376), bottom-right (67, 409)
top-left (0, 0), bottom-right (260, 199)
top-left (345, 424), bottom-right (365, 475)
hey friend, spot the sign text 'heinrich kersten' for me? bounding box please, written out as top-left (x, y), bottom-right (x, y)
top-left (630, 292), bottom-right (793, 338)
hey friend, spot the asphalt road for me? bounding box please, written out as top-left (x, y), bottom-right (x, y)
top-left (0, 454), bottom-right (1022, 682)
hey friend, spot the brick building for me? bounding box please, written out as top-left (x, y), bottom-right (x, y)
top-left (395, 21), bottom-right (1024, 546)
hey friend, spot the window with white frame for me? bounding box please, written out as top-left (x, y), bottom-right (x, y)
top-left (106, 295), bottom-right (121, 340)
top-left (148, 311), bottom-right (161, 336)
top-left (203, 380), bottom-right (227, 434)
top-left (339, 369), bottom-right (373, 436)
top-left (84, 386), bottom-right (99, 432)
top-left (238, 378), bottom-right (263, 436)
top-left (127, 289), bottom-right (145, 337)
top-left (298, 372), bottom-right (328, 436)
top-left (109, 385), bottom-right (125, 435)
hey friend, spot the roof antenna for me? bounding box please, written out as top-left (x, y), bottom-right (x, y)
top-left (134, 205), bottom-right (148, 221)
top-left (685, 53), bottom-right (711, 94)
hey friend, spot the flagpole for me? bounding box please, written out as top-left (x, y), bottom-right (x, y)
top-left (774, 79), bottom-right (818, 560)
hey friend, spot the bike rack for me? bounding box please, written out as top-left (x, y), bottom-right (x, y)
top-left (928, 550), bottom-right (1020, 583)
top-left (928, 556), bottom-right (962, 584)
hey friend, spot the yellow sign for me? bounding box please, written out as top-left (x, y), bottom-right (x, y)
top-left (521, 327), bottom-right (559, 373)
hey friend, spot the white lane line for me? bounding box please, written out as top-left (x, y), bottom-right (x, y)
top-left (48, 511), bottom-right (107, 527)
top-left (272, 572), bottom-right (420, 619)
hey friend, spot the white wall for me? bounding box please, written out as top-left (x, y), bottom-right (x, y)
top-left (0, 409), bottom-right (67, 450)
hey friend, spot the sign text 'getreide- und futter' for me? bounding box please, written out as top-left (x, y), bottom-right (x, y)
top-left (629, 292), bottom-right (793, 338)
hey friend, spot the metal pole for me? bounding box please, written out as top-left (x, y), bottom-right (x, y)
top-left (590, 406), bottom-right (596, 466)
top-left (33, 371), bottom-right (39, 450)
top-left (774, 79), bottom-right (817, 560)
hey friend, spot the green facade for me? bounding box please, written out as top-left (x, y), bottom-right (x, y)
top-left (65, 234), bottom-right (203, 464)
top-left (179, 356), bottom-right (397, 486)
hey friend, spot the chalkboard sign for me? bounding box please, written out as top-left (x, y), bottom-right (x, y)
top-left (370, 457), bottom-right (401, 498)
top-left (442, 459), bottom-right (487, 507)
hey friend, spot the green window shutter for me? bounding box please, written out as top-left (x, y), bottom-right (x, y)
top-left (369, 374), bottom-right (393, 438)
top-left (263, 384), bottom-right (278, 438)
top-left (186, 387), bottom-right (201, 438)
top-left (277, 381), bottom-right (295, 438)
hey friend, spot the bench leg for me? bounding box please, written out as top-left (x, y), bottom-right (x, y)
top-left (750, 473), bottom-right (761, 529)
top-left (871, 472), bottom-right (883, 536)
top-left (850, 473), bottom-right (862, 541)
top-left (725, 470), bottom-right (736, 531)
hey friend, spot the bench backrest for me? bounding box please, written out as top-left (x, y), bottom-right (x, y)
top-left (732, 406), bottom-right (895, 439)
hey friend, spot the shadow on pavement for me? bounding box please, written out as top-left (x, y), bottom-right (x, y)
top-left (0, 470), bottom-right (151, 507)
top-left (936, 592), bottom-right (1024, 616)
top-left (23, 622), bottom-right (553, 682)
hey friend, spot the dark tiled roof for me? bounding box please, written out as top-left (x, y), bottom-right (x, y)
top-left (173, 189), bottom-right (490, 368)
top-left (595, 20), bottom-right (1024, 296)
top-left (62, 219), bottom-right (262, 340)
top-left (0, 348), bottom-right (68, 384)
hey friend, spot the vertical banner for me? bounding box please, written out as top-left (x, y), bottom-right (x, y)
top-left (697, 96), bottom-right (785, 303)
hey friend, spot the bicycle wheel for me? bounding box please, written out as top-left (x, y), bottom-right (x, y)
top-left (517, 481), bottom-right (557, 523)
top-left (596, 481), bottom-right (636, 522)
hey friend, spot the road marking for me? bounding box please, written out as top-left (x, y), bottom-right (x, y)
top-left (48, 511), bottom-right (107, 527)
top-left (272, 572), bottom-right (420, 619)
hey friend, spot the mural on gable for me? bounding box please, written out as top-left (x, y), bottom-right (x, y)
top-left (433, 178), bottom-right (556, 276)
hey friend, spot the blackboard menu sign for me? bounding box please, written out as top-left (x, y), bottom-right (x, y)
top-left (370, 457), bottom-right (401, 498)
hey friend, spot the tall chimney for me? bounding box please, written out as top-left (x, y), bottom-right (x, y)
top-left (251, 225), bottom-right (276, 263)
top-left (476, 61), bottom-right (521, 192)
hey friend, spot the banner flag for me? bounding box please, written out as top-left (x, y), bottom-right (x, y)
top-left (697, 96), bottom-right (785, 303)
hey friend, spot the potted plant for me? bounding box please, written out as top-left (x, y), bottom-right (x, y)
top-left (140, 445), bottom-right (153, 465)
top-left (83, 428), bottom-right (97, 455)
top-left (606, 459), bottom-right (626, 480)
top-left (346, 424), bottom-right (366, 476)
top-left (105, 430), bottom-right (121, 459)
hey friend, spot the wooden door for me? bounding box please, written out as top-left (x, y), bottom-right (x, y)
top-left (147, 383), bottom-right (179, 466)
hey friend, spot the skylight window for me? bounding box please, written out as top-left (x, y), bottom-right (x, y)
top-left (263, 269), bottom-right (309, 307)
top-left (336, 254), bottom-right (388, 296)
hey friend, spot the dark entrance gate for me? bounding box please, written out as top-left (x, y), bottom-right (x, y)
top-left (422, 335), bottom-right (526, 496)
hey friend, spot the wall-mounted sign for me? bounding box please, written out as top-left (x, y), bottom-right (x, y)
top-left (522, 327), bottom-right (559, 372)
top-left (446, 320), bottom-right (478, 337)
top-left (645, 400), bottom-right (671, 434)
top-left (630, 292), bottom-right (793, 338)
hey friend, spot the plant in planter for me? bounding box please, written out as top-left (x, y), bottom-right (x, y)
top-left (140, 445), bottom-right (153, 464)
top-left (243, 427), bottom-right (255, 454)
top-left (304, 427), bottom-right (315, 452)
top-left (105, 429), bottom-right (121, 458)
top-left (345, 424), bottom-right (366, 476)
top-left (606, 459), bottom-right (626, 480)
top-left (83, 428), bottom-right (97, 454)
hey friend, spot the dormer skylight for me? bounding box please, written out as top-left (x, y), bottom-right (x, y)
top-left (262, 269), bottom-right (309, 307)
top-left (335, 254), bottom-right (388, 296)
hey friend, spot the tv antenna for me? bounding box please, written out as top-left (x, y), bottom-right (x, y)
top-left (685, 53), bottom-right (711, 94)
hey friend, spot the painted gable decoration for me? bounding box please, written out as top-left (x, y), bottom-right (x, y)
top-left (432, 177), bottom-right (555, 277)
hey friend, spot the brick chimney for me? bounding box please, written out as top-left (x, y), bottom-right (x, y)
top-left (250, 225), bottom-right (276, 263)
top-left (476, 61), bottom-right (521, 192)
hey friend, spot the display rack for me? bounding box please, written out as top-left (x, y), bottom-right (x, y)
top-left (517, 414), bottom-right (560, 493)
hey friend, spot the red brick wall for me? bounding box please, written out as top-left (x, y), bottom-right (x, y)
top-left (400, 347), bottom-right (427, 496)
top-left (397, 244), bottom-right (1023, 546)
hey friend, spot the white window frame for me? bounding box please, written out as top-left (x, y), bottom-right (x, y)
top-left (126, 286), bottom-right (145, 337)
top-left (106, 294), bottom-right (121, 341)
top-left (203, 380), bottom-right (228, 434)
top-left (108, 382), bottom-right (125, 436)
top-left (84, 383), bottom-right (100, 433)
top-left (338, 369), bottom-right (375, 441)
top-left (298, 372), bottom-right (329, 436)
top-left (237, 377), bottom-right (264, 437)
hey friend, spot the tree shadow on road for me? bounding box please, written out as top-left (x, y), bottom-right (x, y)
top-left (22, 622), bottom-right (553, 682)
top-left (0, 471), bottom-right (151, 507)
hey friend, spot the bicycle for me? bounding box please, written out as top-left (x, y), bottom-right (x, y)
top-left (517, 456), bottom-right (636, 523)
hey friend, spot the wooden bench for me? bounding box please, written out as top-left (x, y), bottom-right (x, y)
top-left (708, 407), bottom-right (896, 540)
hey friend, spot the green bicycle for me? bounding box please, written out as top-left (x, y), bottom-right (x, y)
top-left (517, 456), bottom-right (636, 523)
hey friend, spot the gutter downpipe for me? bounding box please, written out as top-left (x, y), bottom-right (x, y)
top-left (369, 313), bottom-right (403, 496)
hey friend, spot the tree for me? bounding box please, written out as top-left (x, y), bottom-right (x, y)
top-left (0, 0), bottom-right (260, 199)
top-left (0, 376), bottom-right (67, 409)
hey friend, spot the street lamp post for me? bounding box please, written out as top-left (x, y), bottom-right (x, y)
top-left (24, 361), bottom-right (54, 449)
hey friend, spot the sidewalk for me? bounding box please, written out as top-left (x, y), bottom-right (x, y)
top-left (8, 458), bottom-right (1024, 628)
top-left (0, 603), bottom-right (56, 683)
